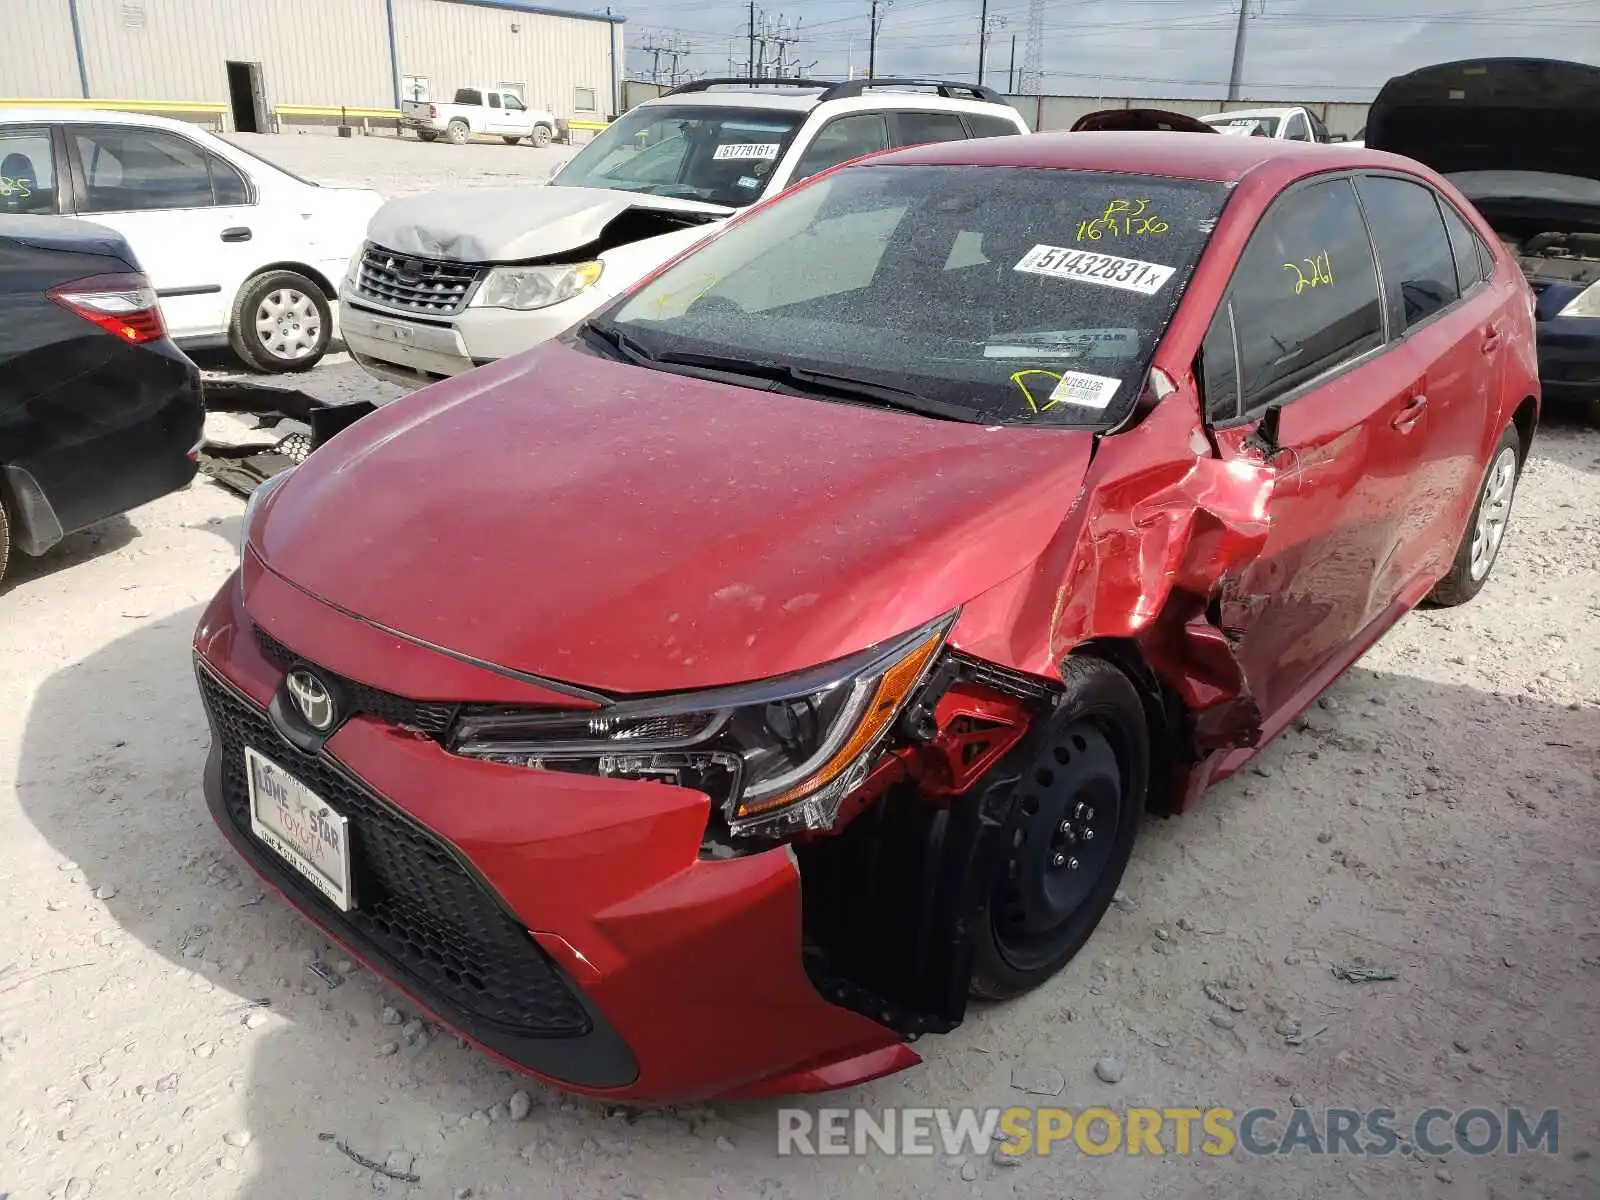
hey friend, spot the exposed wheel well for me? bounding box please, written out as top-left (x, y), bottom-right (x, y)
top-left (1511, 395), bottom-right (1537, 464)
top-left (1064, 639), bottom-right (1185, 815)
top-left (241, 263), bottom-right (339, 302)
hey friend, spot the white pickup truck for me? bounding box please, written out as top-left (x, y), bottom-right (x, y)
top-left (401, 87), bottom-right (557, 147)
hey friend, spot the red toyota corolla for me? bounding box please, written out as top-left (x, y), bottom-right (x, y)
top-left (194, 132), bottom-right (1538, 1102)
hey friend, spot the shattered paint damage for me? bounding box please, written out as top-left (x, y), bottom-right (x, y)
top-left (791, 384), bottom-right (1284, 1038)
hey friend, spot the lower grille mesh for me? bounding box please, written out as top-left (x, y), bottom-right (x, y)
top-left (198, 667), bottom-right (591, 1039)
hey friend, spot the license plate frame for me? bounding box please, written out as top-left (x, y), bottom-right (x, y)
top-left (245, 746), bottom-right (353, 911)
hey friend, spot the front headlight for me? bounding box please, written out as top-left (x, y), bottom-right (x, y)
top-left (450, 612), bottom-right (955, 841)
top-left (343, 245), bottom-right (366, 295)
top-left (239, 467), bottom-right (294, 567)
top-left (1558, 280), bottom-right (1600, 318)
top-left (471, 261), bottom-right (603, 311)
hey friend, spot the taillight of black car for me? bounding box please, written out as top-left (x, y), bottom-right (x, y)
top-left (45, 272), bottom-right (167, 345)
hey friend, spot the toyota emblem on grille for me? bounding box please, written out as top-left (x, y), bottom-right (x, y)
top-left (286, 669), bottom-right (337, 732)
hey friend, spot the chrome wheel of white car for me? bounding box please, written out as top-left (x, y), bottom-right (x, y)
top-left (255, 287), bottom-right (322, 362)
top-left (229, 269), bottom-right (333, 374)
top-left (1468, 444), bottom-right (1518, 582)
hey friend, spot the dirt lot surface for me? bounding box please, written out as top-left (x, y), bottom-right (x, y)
top-left (2, 133), bottom-right (1597, 1200)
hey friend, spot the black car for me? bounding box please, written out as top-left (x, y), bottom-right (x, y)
top-left (1366, 58), bottom-right (1600, 420)
top-left (0, 214), bottom-right (204, 583)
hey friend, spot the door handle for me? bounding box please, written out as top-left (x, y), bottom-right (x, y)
top-left (1481, 325), bottom-right (1502, 354)
top-left (220, 227), bottom-right (252, 243)
top-left (1391, 393), bottom-right (1428, 432)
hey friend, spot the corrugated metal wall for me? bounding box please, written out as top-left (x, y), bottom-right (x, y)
top-left (2, 0), bottom-right (86, 97)
top-left (69, 0), bottom-right (394, 108)
top-left (393, 0), bottom-right (613, 121)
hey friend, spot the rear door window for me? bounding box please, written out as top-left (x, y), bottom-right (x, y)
top-left (791, 113), bottom-right (890, 183)
top-left (889, 110), bottom-right (970, 148)
top-left (1439, 200), bottom-right (1484, 293)
top-left (0, 127), bottom-right (57, 215)
top-left (1284, 112), bottom-right (1311, 141)
top-left (1356, 175), bottom-right (1461, 331)
top-left (965, 112), bottom-right (1024, 137)
top-left (1226, 177), bottom-right (1385, 410)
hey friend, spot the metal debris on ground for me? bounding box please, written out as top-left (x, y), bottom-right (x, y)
top-left (318, 1132), bottom-right (421, 1182)
top-left (306, 957), bottom-right (346, 989)
top-left (1331, 964), bottom-right (1397, 983)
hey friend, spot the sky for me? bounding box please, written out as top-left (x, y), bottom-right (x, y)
top-left (613, 0), bottom-right (1600, 102)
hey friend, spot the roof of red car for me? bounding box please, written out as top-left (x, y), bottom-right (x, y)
top-left (872, 130), bottom-right (1412, 184)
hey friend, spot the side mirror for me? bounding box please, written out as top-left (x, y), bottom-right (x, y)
top-left (1243, 402), bottom-right (1284, 458)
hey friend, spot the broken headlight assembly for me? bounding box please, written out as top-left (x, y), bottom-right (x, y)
top-left (448, 612), bottom-right (955, 841)
top-left (471, 261), bottom-right (604, 311)
top-left (1558, 280), bottom-right (1600, 319)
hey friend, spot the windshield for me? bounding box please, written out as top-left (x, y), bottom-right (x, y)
top-left (550, 104), bottom-right (804, 207)
top-left (1207, 115), bottom-right (1281, 138)
top-left (599, 164), bottom-right (1228, 429)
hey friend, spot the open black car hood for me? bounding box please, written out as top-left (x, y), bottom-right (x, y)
top-left (1365, 58), bottom-right (1600, 184)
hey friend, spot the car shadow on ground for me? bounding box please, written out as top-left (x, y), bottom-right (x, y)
top-left (14, 605), bottom-right (1600, 1199)
top-left (0, 514), bottom-right (137, 594)
top-left (1531, 411), bottom-right (1600, 477)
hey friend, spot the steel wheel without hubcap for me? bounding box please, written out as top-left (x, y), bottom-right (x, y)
top-left (1469, 445), bottom-right (1517, 582)
top-left (994, 720), bottom-right (1126, 972)
top-left (255, 288), bottom-right (322, 363)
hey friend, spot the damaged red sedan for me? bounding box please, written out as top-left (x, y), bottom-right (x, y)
top-left (194, 132), bottom-right (1539, 1102)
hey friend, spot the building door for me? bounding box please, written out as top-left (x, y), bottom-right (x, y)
top-left (226, 62), bottom-right (268, 134)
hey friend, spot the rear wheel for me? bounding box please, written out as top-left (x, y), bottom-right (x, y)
top-left (530, 124), bottom-right (553, 148)
top-left (501, 135), bottom-right (522, 145)
top-left (228, 270), bottom-right (332, 373)
top-left (417, 129), bottom-right (439, 143)
top-left (0, 489), bottom-right (11, 586)
top-left (970, 657), bottom-right (1148, 1001)
top-left (1428, 422), bottom-right (1522, 606)
top-left (446, 120), bottom-right (471, 146)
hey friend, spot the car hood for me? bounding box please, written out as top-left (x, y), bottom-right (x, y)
top-left (365, 185), bottom-right (732, 263)
top-left (252, 342), bottom-right (1094, 694)
top-left (1365, 57), bottom-right (1600, 184)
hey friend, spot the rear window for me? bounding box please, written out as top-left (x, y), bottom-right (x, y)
top-left (606, 164), bottom-right (1229, 429)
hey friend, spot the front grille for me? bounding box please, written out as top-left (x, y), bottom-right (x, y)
top-left (254, 626), bottom-right (458, 736)
top-left (199, 667), bottom-right (592, 1039)
top-left (354, 244), bottom-right (484, 316)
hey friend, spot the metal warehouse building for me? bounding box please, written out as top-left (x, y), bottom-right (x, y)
top-left (1, 0), bottom-right (623, 130)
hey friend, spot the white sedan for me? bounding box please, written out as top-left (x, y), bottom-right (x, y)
top-left (0, 108), bottom-right (381, 372)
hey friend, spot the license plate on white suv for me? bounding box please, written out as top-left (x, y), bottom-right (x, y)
top-left (245, 747), bottom-right (353, 911)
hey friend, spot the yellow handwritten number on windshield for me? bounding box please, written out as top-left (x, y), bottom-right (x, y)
top-left (1077, 198), bottom-right (1168, 242)
top-left (1012, 368), bottom-right (1064, 414)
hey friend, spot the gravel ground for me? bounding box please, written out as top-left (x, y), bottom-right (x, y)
top-left (2, 134), bottom-right (1598, 1200)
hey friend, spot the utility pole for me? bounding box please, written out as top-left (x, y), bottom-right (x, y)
top-left (748, 0), bottom-right (758, 77)
top-left (1226, 0), bottom-right (1257, 102)
top-left (978, 7), bottom-right (1006, 89)
top-left (1008, 34), bottom-right (1016, 93)
top-left (869, 0), bottom-right (889, 79)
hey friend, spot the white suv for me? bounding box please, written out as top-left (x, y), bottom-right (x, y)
top-left (340, 78), bottom-right (1030, 389)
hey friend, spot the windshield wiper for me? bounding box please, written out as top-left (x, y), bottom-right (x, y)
top-left (648, 349), bottom-right (982, 423)
top-left (581, 320), bottom-right (658, 365)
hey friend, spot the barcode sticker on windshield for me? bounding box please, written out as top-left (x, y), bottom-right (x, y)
top-left (1046, 371), bottom-right (1121, 411)
top-left (713, 143), bottom-right (780, 160)
top-left (1014, 245), bottom-right (1176, 295)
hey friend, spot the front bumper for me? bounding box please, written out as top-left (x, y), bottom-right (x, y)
top-left (192, 569), bottom-right (913, 1102)
top-left (1536, 314), bottom-right (1600, 404)
top-left (339, 290), bottom-right (610, 391)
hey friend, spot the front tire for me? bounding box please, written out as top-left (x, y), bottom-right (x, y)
top-left (0, 490), bottom-right (11, 586)
top-left (530, 124), bottom-right (553, 148)
top-left (228, 270), bottom-right (332, 374)
top-left (970, 656), bottom-right (1149, 1001)
top-left (1428, 422), bottom-right (1522, 606)
top-left (446, 120), bottom-right (471, 146)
